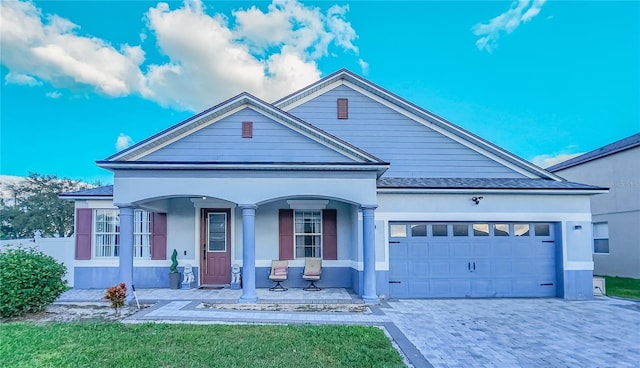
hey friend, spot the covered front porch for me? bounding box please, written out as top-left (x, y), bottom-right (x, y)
top-left (110, 169), bottom-right (382, 303)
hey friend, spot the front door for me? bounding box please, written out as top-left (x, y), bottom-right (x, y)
top-left (201, 209), bottom-right (231, 285)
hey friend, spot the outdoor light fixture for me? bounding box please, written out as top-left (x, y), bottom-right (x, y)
top-left (471, 196), bottom-right (483, 205)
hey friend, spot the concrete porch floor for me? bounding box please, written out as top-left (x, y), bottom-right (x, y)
top-left (57, 287), bottom-right (361, 304)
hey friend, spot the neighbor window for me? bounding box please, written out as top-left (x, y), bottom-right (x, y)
top-left (593, 222), bottom-right (610, 254)
top-left (94, 209), bottom-right (152, 258)
top-left (295, 211), bottom-right (322, 258)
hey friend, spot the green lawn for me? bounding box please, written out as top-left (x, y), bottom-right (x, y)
top-left (603, 276), bottom-right (640, 300)
top-left (0, 322), bottom-right (405, 368)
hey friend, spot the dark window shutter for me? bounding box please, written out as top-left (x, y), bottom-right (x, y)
top-left (337, 98), bottom-right (348, 119)
top-left (278, 209), bottom-right (294, 260)
top-left (322, 209), bottom-right (337, 260)
top-left (75, 208), bottom-right (92, 260)
top-left (151, 213), bottom-right (167, 260)
top-left (242, 121), bottom-right (253, 138)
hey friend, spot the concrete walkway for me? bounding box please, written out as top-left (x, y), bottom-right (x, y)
top-left (57, 289), bottom-right (640, 368)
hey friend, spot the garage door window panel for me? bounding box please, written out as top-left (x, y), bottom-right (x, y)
top-left (473, 224), bottom-right (489, 236)
top-left (534, 223), bottom-right (550, 236)
top-left (390, 224), bottom-right (407, 238)
top-left (432, 224), bottom-right (448, 237)
top-left (411, 224), bottom-right (427, 237)
top-left (453, 224), bottom-right (469, 236)
top-left (493, 224), bottom-right (510, 236)
top-left (514, 224), bottom-right (530, 237)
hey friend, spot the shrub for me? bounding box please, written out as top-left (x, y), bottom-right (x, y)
top-left (104, 282), bottom-right (127, 315)
top-left (0, 246), bottom-right (68, 317)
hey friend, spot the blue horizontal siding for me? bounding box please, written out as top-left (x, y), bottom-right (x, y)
top-left (290, 85), bottom-right (526, 178)
top-left (141, 108), bottom-right (353, 163)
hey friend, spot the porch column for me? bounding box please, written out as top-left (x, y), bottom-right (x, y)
top-left (118, 205), bottom-right (135, 302)
top-left (239, 204), bottom-right (257, 303)
top-left (361, 205), bottom-right (378, 304)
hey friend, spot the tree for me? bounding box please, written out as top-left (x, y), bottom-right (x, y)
top-left (0, 173), bottom-right (90, 239)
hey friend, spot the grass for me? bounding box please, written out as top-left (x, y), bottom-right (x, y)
top-left (0, 322), bottom-right (405, 368)
top-left (603, 276), bottom-right (640, 300)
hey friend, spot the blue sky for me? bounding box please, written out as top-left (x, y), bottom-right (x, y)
top-left (1, 0), bottom-right (638, 184)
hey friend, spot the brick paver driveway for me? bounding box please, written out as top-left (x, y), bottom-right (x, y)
top-left (382, 297), bottom-right (640, 367)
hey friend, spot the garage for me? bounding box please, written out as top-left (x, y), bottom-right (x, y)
top-left (388, 222), bottom-right (558, 298)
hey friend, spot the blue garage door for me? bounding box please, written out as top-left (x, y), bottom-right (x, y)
top-left (389, 222), bottom-right (557, 298)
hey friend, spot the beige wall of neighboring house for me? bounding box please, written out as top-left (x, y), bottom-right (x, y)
top-left (551, 139), bottom-right (640, 278)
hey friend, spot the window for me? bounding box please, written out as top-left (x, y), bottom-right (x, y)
top-left (94, 209), bottom-right (152, 258)
top-left (295, 211), bottom-right (322, 258)
top-left (473, 223), bottom-right (489, 236)
top-left (493, 224), bottom-right (510, 236)
top-left (411, 224), bottom-right (427, 237)
top-left (453, 223), bottom-right (469, 236)
top-left (134, 210), bottom-right (152, 258)
top-left (390, 224), bottom-right (407, 238)
top-left (534, 223), bottom-right (550, 236)
top-left (514, 224), bottom-right (530, 237)
top-left (432, 224), bottom-right (448, 237)
top-left (593, 222), bottom-right (609, 254)
top-left (95, 209), bottom-right (119, 257)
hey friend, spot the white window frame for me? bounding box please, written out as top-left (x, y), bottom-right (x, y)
top-left (134, 210), bottom-right (152, 259)
top-left (294, 210), bottom-right (322, 259)
top-left (94, 209), bottom-right (120, 258)
top-left (94, 209), bottom-right (152, 259)
top-left (593, 222), bottom-right (610, 254)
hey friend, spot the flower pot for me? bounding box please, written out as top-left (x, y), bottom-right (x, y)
top-left (169, 272), bottom-right (181, 289)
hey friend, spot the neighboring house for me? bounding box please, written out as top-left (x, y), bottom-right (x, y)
top-left (60, 69), bottom-right (605, 302)
top-left (548, 133), bottom-right (640, 279)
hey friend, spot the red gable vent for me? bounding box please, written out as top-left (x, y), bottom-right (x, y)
top-left (337, 98), bottom-right (348, 119)
top-left (242, 121), bottom-right (253, 138)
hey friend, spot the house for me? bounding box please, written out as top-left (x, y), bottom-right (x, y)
top-left (548, 133), bottom-right (640, 279)
top-left (60, 69), bottom-right (606, 302)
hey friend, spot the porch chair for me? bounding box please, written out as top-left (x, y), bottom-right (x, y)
top-left (269, 260), bottom-right (289, 291)
top-left (302, 257), bottom-right (322, 291)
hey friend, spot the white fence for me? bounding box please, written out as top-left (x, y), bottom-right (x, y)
top-left (0, 237), bottom-right (75, 287)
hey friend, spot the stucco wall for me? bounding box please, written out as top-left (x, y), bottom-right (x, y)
top-left (554, 147), bottom-right (640, 278)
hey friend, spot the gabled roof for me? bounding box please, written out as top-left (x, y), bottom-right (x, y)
top-left (547, 133), bottom-right (640, 172)
top-left (59, 185), bottom-right (113, 199)
top-left (102, 92), bottom-right (387, 167)
top-left (275, 69), bottom-right (563, 181)
top-left (377, 177), bottom-right (606, 192)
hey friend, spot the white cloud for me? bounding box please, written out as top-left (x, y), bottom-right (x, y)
top-left (473, 0), bottom-right (546, 53)
top-left (46, 91), bottom-right (62, 98)
top-left (358, 59), bottom-right (369, 75)
top-left (1, 0), bottom-right (364, 112)
top-left (530, 152), bottom-right (584, 169)
top-left (4, 71), bottom-right (41, 86)
top-left (115, 133), bottom-right (134, 151)
top-left (0, 0), bottom-right (146, 96)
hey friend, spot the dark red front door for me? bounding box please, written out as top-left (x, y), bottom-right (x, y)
top-left (201, 209), bottom-right (231, 285)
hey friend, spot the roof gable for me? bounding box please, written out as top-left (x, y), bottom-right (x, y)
top-left (103, 93), bottom-right (385, 166)
top-left (548, 133), bottom-right (640, 172)
top-left (275, 69), bottom-right (562, 181)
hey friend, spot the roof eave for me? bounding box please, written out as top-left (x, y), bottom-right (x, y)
top-left (377, 188), bottom-right (608, 195)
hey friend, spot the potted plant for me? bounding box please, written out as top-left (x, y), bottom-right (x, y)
top-left (169, 249), bottom-right (181, 289)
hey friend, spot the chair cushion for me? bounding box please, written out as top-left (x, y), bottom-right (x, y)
top-left (304, 270), bottom-right (321, 276)
top-left (273, 267), bottom-right (287, 276)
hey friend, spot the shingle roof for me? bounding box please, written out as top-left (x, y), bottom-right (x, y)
top-left (547, 133), bottom-right (640, 172)
top-left (377, 177), bottom-right (605, 190)
top-left (59, 185), bottom-right (113, 198)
